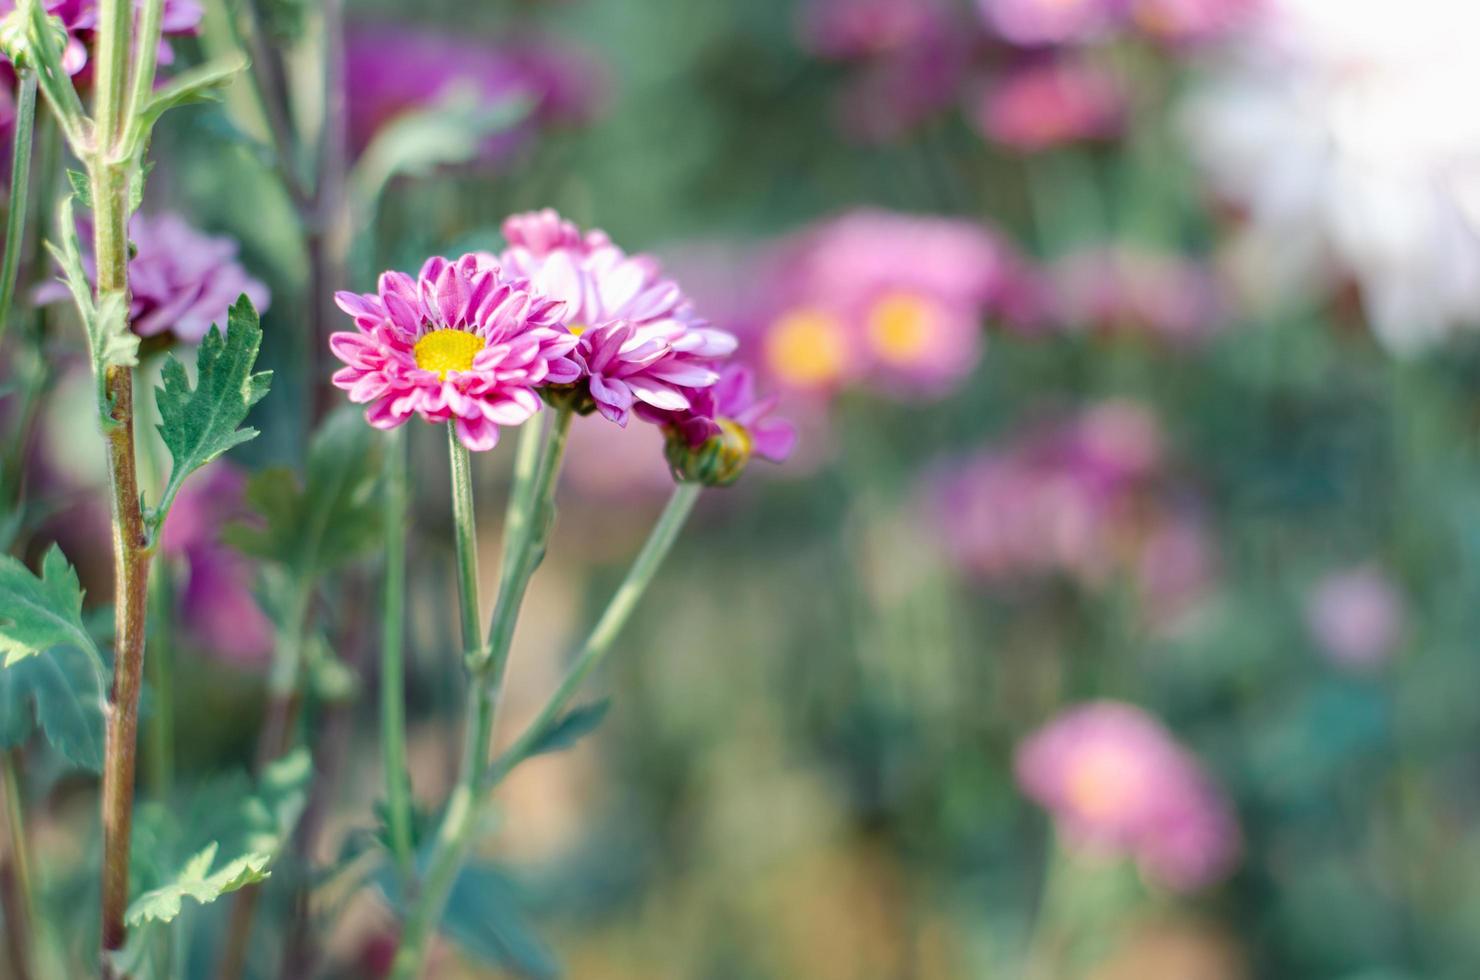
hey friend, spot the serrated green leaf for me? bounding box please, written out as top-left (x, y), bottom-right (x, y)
top-left (0, 545), bottom-right (98, 666)
top-left (46, 196), bottom-right (140, 375)
top-left (525, 699), bottom-right (611, 758)
top-left (0, 643), bottom-right (106, 770)
top-left (124, 842), bottom-right (272, 927)
top-left (152, 295), bottom-right (272, 532)
top-left (224, 407), bottom-right (383, 574)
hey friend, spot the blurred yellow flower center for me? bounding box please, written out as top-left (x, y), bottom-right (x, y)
top-left (568, 323), bottom-right (588, 336)
top-left (766, 308), bottom-right (848, 388)
top-left (414, 329), bottom-right (485, 379)
top-left (866, 292), bottom-right (937, 365)
top-left (1065, 746), bottom-right (1143, 819)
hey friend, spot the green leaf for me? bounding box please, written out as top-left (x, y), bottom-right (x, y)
top-left (525, 699), bottom-right (611, 758)
top-left (46, 196), bottom-right (140, 375)
top-left (0, 545), bottom-right (97, 666)
top-left (441, 863), bottom-right (559, 979)
top-left (129, 55), bottom-right (249, 151)
top-left (0, 643), bottom-right (106, 770)
top-left (66, 168), bottom-right (91, 208)
top-left (224, 407), bottom-right (383, 574)
top-left (152, 295), bottom-right (272, 531)
top-left (124, 842), bottom-right (272, 927)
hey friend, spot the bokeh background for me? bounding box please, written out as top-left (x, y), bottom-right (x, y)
top-left (9, 0), bottom-right (1480, 977)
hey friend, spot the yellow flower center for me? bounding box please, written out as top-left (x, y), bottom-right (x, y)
top-left (568, 323), bottom-right (588, 337)
top-left (1064, 745), bottom-right (1144, 821)
top-left (414, 329), bottom-right (485, 380)
top-left (865, 292), bottom-right (938, 365)
top-left (765, 308), bottom-right (848, 389)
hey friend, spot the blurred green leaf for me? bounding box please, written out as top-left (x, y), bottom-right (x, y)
top-left (441, 863), bottom-right (558, 980)
top-left (224, 407), bottom-right (383, 574)
top-left (124, 842), bottom-right (271, 927)
top-left (152, 295), bottom-right (271, 532)
top-left (0, 643), bottom-right (106, 770)
top-left (129, 55), bottom-right (249, 152)
top-left (524, 698), bottom-right (611, 758)
top-left (0, 545), bottom-right (98, 666)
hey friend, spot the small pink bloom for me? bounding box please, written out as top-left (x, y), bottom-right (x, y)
top-left (976, 59), bottom-right (1126, 151)
top-left (1016, 702), bottom-right (1240, 890)
top-left (499, 209), bottom-right (737, 427)
top-left (799, 0), bottom-right (949, 59)
top-left (978, 0), bottom-right (1127, 46)
top-left (329, 253), bottom-right (579, 452)
top-left (653, 363), bottom-right (797, 465)
top-left (1304, 565), bottom-right (1405, 670)
top-left (1130, 0), bottom-right (1258, 44)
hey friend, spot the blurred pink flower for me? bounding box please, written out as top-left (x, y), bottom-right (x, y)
top-left (330, 253), bottom-right (578, 451)
top-left (160, 462), bottom-right (273, 667)
top-left (345, 26), bottom-right (603, 160)
top-left (499, 209), bottom-right (737, 426)
top-left (979, 0), bottom-right (1126, 46)
top-left (1016, 701), bottom-right (1240, 891)
top-left (1304, 565), bottom-right (1405, 670)
top-left (37, 212), bottom-right (271, 344)
top-left (762, 210), bottom-right (1023, 397)
top-left (799, 0), bottom-right (950, 60)
top-left (833, 36), bottom-right (968, 143)
top-left (975, 59), bottom-right (1126, 151)
top-left (0, 0), bottom-right (202, 75)
top-left (1049, 247), bottom-right (1226, 344)
top-left (1130, 0), bottom-right (1258, 44)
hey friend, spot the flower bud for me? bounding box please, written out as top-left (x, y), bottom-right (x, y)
top-left (665, 418), bottom-right (752, 487)
top-left (0, 8), bottom-right (67, 71)
top-left (540, 382), bottom-right (598, 416)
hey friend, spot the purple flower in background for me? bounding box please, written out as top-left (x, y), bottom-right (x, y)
top-left (979, 0), bottom-right (1127, 46)
top-left (345, 26), bottom-right (602, 160)
top-left (1016, 701), bottom-right (1240, 891)
top-left (798, 0), bottom-right (949, 60)
top-left (1304, 565), bottom-right (1405, 670)
top-left (763, 210), bottom-right (1020, 397)
top-left (975, 59), bottom-right (1126, 152)
top-left (833, 33), bottom-right (968, 143)
top-left (330, 252), bottom-right (578, 451)
top-left (37, 212), bottom-right (271, 344)
top-left (500, 209), bottom-right (737, 426)
top-left (1049, 247), bottom-right (1226, 345)
top-left (159, 462), bottom-right (273, 668)
top-left (1130, 0), bottom-right (1258, 44)
top-left (0, 0), bottom-right (202, 75)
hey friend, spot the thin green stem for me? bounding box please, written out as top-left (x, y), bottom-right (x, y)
top-left (92, 0), bottom-right (132, 150)
top-left (498, 415), bottom-right (544, 584)
top-left (381, 427), bottom-right (414, 879)
top-left (0, 752), bottom-right (35, 980)
top-left (145, 564), bottom-right (173, 798)
top-left (123, 0), bottom-right (164, 145)
top-left (447, 422), bottom-right (482, 660)
top-left (488, 481), bottom-right (701, 784)
top-left (0, 69), bottom-right (37, 348)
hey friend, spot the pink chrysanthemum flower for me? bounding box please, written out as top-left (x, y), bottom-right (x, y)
top-left (329, 253), bottom-right (579, 452)
top-left (1016, 701), bottom-right (1240, 891)
top-left (499, 209), bottom-right (738, 426)
top-left (37, 211), bottom-right (271, 345)
top-left (975, 59), bottom-right (1126, 152)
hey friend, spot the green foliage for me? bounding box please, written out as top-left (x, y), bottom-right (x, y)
top-left (224, 407), bottom-right (384, 575)
top-left (124, 843), bottom-right (271, 927)
top-left (46, 195), bottom-right (139, 377)
top-left (128, 55), bottom-right (249, 153)
top-left (0, 545), bottom-right (98, 666)
top-left (0, 643), bottom-right (106, 770)
top-left (524, 699), bottom-right (611, 758)
top-left (441, 863), bottom-right (559, 980)
top-left (152, 294), bottom-right (271, 531)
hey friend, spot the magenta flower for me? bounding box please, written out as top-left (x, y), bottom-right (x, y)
top-left (346, 27), bottom-right (602, 160)
top-left (1016, 702), bottom-right (1240, 891)
top-left (37, 211), bottom-right (270, 344)
top-left (499, 209), bottom-right (737, 426)
top-left (330, 253), bottom-right (579, 452)
top-left (159, 462), bottom-right (273, 668)
top-left (798, 0), bottom-right (950, 60)
top-left (763, 210), bottom-right (1019, 397)
top-left (975, 59), bottom-right (1126, 152)
top-left (1129, 0), bottom-right (1258, 44)
top-left (978, 0), bottom-right (1126, 46)
top-left (0, 0), bottom-right (202, 75)
top-left (654, 363), bottom-right (797, 462)
top-left (1304, 565), bottom-right (1405, 671)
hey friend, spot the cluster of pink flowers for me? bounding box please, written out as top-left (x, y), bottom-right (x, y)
top-left (757, 209), bottom-right (1033, 400)
top-left (330, 209), bottom-right (794, 476)
top-left (927, 401), bottom-right (1215, 620)
top-left (39, 211), bottom-right (271, 345)
top-left (1016, 701), bottom-right (1241, 891)
top-left (346, 26), bottom-right (602, 163)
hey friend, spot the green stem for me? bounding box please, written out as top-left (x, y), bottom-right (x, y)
top-left (0, 69), bottom-right (36, 348)
top-left (145, 564), bottom-right (173, 798)
top-left (123, 0), bottom-right (164, 145)
top-left (488, 481), bottom-right (701, 784)
top-left (92, 0), bottom-right (132, 149)
top-left (0, 752), bottom-right (35, 980)
top-left (381, 427), bottom-right (414, 879)
top-left (447, 422), bottom-right (482, 658)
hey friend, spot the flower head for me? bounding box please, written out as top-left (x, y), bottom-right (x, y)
top-left (499, 209), bottom-right (738, 426)
top-left (1016, 702), bottom-right (1240, 890)
top-left (975, 59), bottom-right (1126, 152)
top-left (652, 364), bottom-right (797, 485)
top-left (330, 253), bottom-right (579, 451)
top-left (799, 0), bottom-right (950, 60)
top-left (37, 211), bottom-right (270, 345)
top-left (1304, 564), bottom-right (1405, 670)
